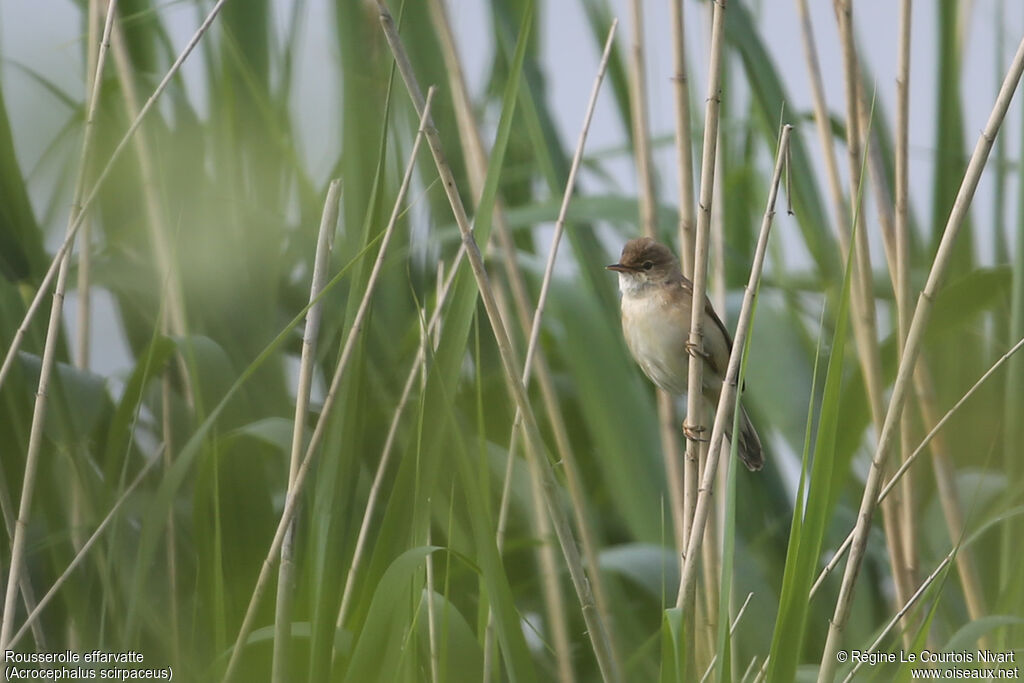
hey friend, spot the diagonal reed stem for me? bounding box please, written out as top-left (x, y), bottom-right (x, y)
top-left (0, 0), bottom-right (120, 651)
top-left (333, 251), bottom-right (463, 632)
top-left (0, 0), bottom-right (233, 396)
top-left (221, 91), bottom-right (436, 683)
top-left (8, 454), bottom-right (161, 647)
top-left (488, 20), bottom-right (619, 680)
top-left (801, 0), bottom-right (984, 645)
top-left (810, 333), bottom-right (1024, 597)
top-left (840, 551), bottom-right (954, 683)
top-left (698, 592), bottom-right (754, 683)
top-left (375, 3), bottom-right (620, 680)
top-left (271, 179), bottom-right (340, 683)
top-left (425, 1), bottom-right (618, 675)
top-left (677, 125), bottom-right (793, 622)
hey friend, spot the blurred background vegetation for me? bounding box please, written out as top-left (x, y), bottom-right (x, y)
top-left (1, 0), bottom-right (1022, 681)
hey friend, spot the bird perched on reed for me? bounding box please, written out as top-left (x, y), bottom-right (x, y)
top-left (608, 237), bottom-right (763, 470)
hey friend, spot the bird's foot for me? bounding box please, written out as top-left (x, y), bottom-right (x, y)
top-left (682, 423), bottom-right (709, 443)
top-left (685, 341), bottom-right (711, 362)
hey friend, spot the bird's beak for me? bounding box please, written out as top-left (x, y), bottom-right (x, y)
top-left (606, 263), bottom-right (632, 273)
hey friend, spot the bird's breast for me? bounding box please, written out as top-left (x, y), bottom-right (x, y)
top-left (620, 289), bottom-right (692, 395)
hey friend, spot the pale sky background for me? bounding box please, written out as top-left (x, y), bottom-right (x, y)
top-left (1, 0), bottom-right (1021, 381)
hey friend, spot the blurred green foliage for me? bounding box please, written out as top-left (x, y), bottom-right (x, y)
top-left (0, 1), bottom-right (1021, 681)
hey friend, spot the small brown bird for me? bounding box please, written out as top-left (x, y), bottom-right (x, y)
top-left (607, 237), bottom-right (763, 470)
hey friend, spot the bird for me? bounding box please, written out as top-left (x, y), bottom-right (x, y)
top-left (607, 237), bottom-right (763, 471)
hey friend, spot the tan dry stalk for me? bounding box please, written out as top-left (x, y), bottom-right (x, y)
top-left (857, 141), bottom-right (990, 647)
top-left (895, 0), bottom-right (922, 619)
top-left (817, 34), bottom-right (1024, 681)
top-left (628, 0), bottom-right (688, 571)
top-left (425, 525), bottom-right (440, 683)
top-left (423, 0), bottom-right (532, 342)
top-left (678, 0), bottom-right (728, 620)
top-left (670, 0), bottom-right (699, 553)
top-left (742, 656), bottom-right (760, 682)
top-left (0, 463), bottom-right (47, 649)
top-left (670, 0), bottom-right (697, 277)
top-left (108, 41), bottom-right (196, 653)
top-left (160, 369), bottom-right (180, 664)
top-left (424, 270), bottom-right (443, 683)
top-left (840, 551), bottom-right (955, 683)
top-left (910, 371), bottom-right (987, 642)
top-left (629, 0), bottom-right (657, 239)
top-left (856, 79), bottom-right (925, 597)
top-left (526, 454), bottom-right (575, 683)
top-left (85, 0), bottom-right (102, 90)
top-left (810, 333), bottom-right (1024, 597)
top-left (832, 0), bottom-right (916, 618)
top-left (0, 0), bottom-right (120, 651)
top-left (794, 9), bottom-right (909, 568)
top-left (75, 0), bottom-right (103, 374)
top-left (222, 91), bottom-right (436, 683)
top-left (67, 0), bottom-right (104, 612)
top-left (423, 0), bottom-right (573, 482)
top-left (854, 81), bottom-right (927, 647)
top-left (832, 3), bottom-right (887, 414)
top-left (483, 283), bottom-right (573, 682)
top-left (428, 0), bottom-right (611, 657)
top-left (702, 134), bottom-right (730, 662)
top-left (510, 17), bottom-right (616, 524)
top-left (74, 0), bottom-right (104, 375)
top-left (847, 8), bottom-right (986, 637)
top-left (795, 0), bottom-right (849, 239)
top-left (485, 290), bottom-right (533, 680)
top-left (108, 17), bottom-right (200, 661)
top-left (710, 144), bottom-right (727, 315)
top-left (495, 21), bottom-right (619, 678)
top-left (677, 125), bottom-right (793, 621)
top-left (108, 19), bottom-right (190, 348)
top-left (658, 394), bottom-right (687, 551)
top-left (271, 179), bottom-right (341, 683)
top-left (861, 101), bottom-right (900, 292)
top-left (0, 0), bottom-right (232, 395)
top-left (698, 466), bottom-right (721, 661)
top-left (8, 454), bottom-right (161, 647)
top-left (855, 78), bottom-right (987, 638)
top-left (375, 5), bottom-right (620, 680)
top-left (884, 5), bottom-right (987, 638)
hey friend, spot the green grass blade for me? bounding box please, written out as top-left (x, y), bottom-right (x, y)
top-left (766, 203), bottom-right (859, 683)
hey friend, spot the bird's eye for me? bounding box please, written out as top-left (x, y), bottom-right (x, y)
top-left (642, 261), bottom-right (654, 270)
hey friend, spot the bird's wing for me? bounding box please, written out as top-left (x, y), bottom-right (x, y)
top-left (702, 296), bottom-right (734, 378)
top-left (677, 275), bottom-right (735, 379)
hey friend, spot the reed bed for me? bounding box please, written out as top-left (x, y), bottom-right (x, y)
top-left (1, 1), bottom-right (1022, 681)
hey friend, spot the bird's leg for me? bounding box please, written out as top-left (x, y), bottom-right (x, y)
top-left (684, 340), bottom-right (712, 442)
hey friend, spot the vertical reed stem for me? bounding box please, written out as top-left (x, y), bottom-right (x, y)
top-left (0, 0), bottom-right (120, 651)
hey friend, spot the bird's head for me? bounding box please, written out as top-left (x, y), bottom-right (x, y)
top-left (606, 237), bottom-right (680, 294)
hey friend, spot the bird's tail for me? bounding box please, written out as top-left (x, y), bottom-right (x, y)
top-left (737, 405), bottom-right (764, 471)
